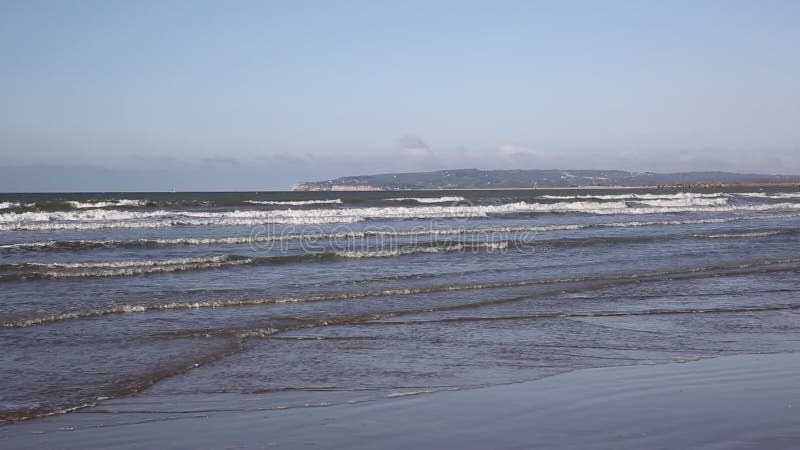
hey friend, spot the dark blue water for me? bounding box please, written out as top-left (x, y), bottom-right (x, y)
top-left (1, 188), bottom-right (799, 421)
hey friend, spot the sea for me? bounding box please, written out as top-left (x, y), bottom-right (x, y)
top-left (1, 187), bottom-right (800, 422)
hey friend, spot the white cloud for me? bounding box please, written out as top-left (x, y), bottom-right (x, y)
top-left (398, 134), bottom-right (437, 161)
top-left (496, 145), bottom-right (541, 161)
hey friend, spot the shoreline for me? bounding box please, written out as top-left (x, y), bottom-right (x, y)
top-left (3, 352), bottom-right (799, 449)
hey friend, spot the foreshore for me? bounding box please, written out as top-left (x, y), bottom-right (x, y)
top-left (3, 352), bottom-right (798, 449)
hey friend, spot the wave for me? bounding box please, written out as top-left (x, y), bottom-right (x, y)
top-left (5, 258), bottom-right (799, 328)
top-left (632, 197), bottom-right (730, 207)
top-left (737, 192), bottom-right (800, 199)
top-left (0, 236), bottom-right (277, 250)
top-left (66, 199), bottom-right (149, 208)
top-left (0, 228), bottom-right (573, 251)
top-left (0, 208), bottom-right (362, 231)
top-left (15, 199), bottom-right (215, 211)
top-left (0, 255), bottom-right (252, 281)
top-left (385, 389), bottom-right (440, 398)
top-left (0, 201), bottom-right (21, 209)
top-left (386, 196), bottom-right (466, 203)
top-left (2, 200), bottom-right (800, 231)
top-left (244, 199), bottom-right (343, 206)
top-left (5, 213), bottom-right (800, 251)
top-left (0, 241), bottom-right (513, 281)
top-left (1, 239), bottom-right (124, 250)
top-left (5, 224), bottom-right (796, 281)
top-left (335, 241), bottom-right (509, 259)
top-left (539, 192), bottom-right (728, 201)
top-left (532, 201), bottom-right (800, 215)
top-left (375, 304), bottom-right (800, 326)
top-left (697, 230), bottom-right (797, 239)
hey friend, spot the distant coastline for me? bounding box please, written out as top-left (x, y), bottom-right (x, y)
top-left (293, 169), bottom-right (800, 191)
top-left (292, 183), bottom-right (800, 192)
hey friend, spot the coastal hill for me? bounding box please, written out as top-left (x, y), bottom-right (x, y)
top-left (292, 169), bottom-right (799, 191)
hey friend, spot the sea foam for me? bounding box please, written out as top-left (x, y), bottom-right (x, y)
top-left (386, 196), bottom-right (467, 203)
top-left (67, 199), bottom-right (148, 208)
top-left (2, 197), bottom-right (800, 231)
top-left (0, 202), bottom-right (21, 210)
top-left (244, 199), bottom-right (343, 206)
top-left (0, 255), bottom-right (252, 280)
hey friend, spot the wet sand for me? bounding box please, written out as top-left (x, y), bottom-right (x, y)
top-left (2, 353), bottom-right (799, 449)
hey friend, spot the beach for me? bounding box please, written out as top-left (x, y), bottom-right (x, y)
top-left (2, 353), bottom-right (798, 449)
top-left (4, 1), bottom-right (800, 447)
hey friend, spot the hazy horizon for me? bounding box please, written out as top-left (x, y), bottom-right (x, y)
top-left (2, 1), bottom-right (799, 191)
top-left (1, 165), bottom-right (798, 193)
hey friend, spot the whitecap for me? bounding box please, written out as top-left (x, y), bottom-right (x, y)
top-left (386, 196), bottom-right (467, 203)
top-left (244, 199), bottom-right (343, 206)
top-left (67, 199), bottom-right (148, 208)
top-left (0, 201), bottom-right (20, 210)
top-left (2, 200), bottom-right (800, 231)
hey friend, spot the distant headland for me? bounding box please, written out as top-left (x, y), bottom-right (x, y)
top-left (292, 169), bottom-right (800, 191)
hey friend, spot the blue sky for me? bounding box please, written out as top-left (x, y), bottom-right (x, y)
top-left (1, 0), bottom-right (798, 190)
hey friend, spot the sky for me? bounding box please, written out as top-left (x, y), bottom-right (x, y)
top-left (1, 0), bottom-right (798, 191)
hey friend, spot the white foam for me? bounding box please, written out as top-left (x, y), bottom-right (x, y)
top-left (6, 257), bottom-right (800, 328)
top-left (335, 242), bottom-right (509, 258)
top-left (238, 328), bottom-right (280, 338)
top-left (633, 197), bottom-right (729, 207)
top-left (67, 199), bottom-right (148, 208)
top-left (539, 192), bottom-right (728, 201)
top-left (540, 202), bottom-right (800, 216)
top-left (701, 231), bottom-right (787, 239)
top-left (21, 255), bottom-right (237, 269)
top-left (0, 241), bottom-right (58, 250)
top-left (0, 209), bottom-right (171, 223)
top-left (737, 192), bottom-right (800, 199)
top-left (244, 199), bottom-right (343, 206)
top-left (2, 200), bottom-right (800, 231)
top-left (0, 208), bottom-right (362, 231)
top-left (386, 196), bottom-right (467, 203)
top-left (596, 212), bottom-right (800, 229)
top-left (0, 235), bottom-right (307, 250)
top-left (5, 255), bottom-right (251, 279)
top-left (0, 202), bottom-right (20, 209)
top-left (336, 247), bottom-right (445, 258)
top-left (0, 227), bottom-right (573, 250)
top-left (386, 389), bottom-right (437, 398)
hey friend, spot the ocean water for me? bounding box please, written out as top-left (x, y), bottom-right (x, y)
top-left (1, 188), bottom-right (799, 421)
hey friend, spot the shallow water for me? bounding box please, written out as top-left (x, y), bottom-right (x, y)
top-left (1, 187), bottom-right (799, 421)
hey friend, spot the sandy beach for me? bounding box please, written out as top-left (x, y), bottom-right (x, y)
top-left (2, 352), bottom-right (798, 449)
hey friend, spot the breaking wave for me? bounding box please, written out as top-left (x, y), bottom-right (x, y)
top-left (386, 196), bottom-right (467, 203)
top-left (4, 224), bottom-right (797, 282)
top-left (66, 199), bottom-right (149, 209)
top-left (244, 199), bottom-right (343, 206)
top-left (4, 201), bottom-right (800, 231)
top-left (0, 255), bottom-right (252, 281)
top-left (0, 241), bottom-right (512, 282)
top-left (3, 213), bottom-right (799, 252)
top-left (538, 192), bottom-right (728, 201)
top-left (335, 241), bottom-right (509, 259)
top-left (737, 192), bottom-right (800, 199)
top-left (697, 230), bottom-right (797, 239)
top-left (0, 201), bottom-right (21, 210)
top-left (633, 197), bottom-right (730, 207)
top-left (4, 258), bottom-right (798, 328)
